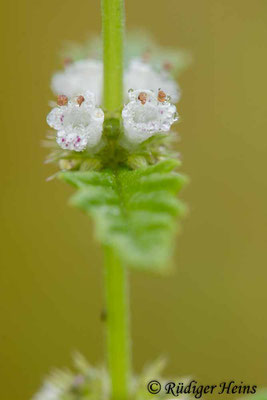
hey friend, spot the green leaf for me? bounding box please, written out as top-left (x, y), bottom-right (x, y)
top-left (59, 160), bottom-right (188, 271)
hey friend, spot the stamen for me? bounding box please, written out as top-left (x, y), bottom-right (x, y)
top-left (138, 92), bottom-right (147, 105)
top-left (158, 90), bottom-right (166, 102)
top-left (57, 95), bottom-right (68, 106)
top-left (142, 49), bottom-right (151, 62)
top-left (163, 61), bottom-right (173, 71)
top-left (77, 95), bottom-right (85, 106)
top-left (63, 57), bottom-right (72, 66)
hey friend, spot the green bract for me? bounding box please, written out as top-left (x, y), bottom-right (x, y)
top-left (59, 159), bottom-right (188, 270)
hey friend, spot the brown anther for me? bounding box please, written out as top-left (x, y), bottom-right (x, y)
top-left (142, 49), bottom-right (151, 63)
top-left (77, 95), bottom-right (85, 106)
top-left (63, 57), bottom-right (72, 66)
top-left (138, 92), bottom-right (147, 105)
top-left (163, 61), bottom-right (173, 71)
top-left (57, 95), bottom-right (68, 106)
top-left (158, 90), bottom-right (166, 102)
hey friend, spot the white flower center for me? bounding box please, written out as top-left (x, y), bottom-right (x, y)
top-left (132, 104), bottom-right (158, 124)
top-left (63, 108), bottom-right (92, 129)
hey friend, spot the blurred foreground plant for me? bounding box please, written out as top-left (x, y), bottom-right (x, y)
top-left (33, 353), bottom-right (191, 400)
top-left (36, 0), bottom-right (190, 399)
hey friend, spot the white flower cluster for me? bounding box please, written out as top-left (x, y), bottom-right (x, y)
top-left (51, 60), bottom-right (103, 105)
top-left (32, 382), bottom-right (61, 400)
top-left (47, 92), bottom-right (104, 152)
top-left (122, 89), bottom-right (178, 144)
top-left (51, 58), bottom-right (180, 105)
top-left (47, 58), bottom-right (179, 151)
top-left (125, 59), bottom-right (180, 103)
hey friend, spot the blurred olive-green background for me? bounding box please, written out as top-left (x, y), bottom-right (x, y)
top-left (1, 0), bottom-right (267, 399)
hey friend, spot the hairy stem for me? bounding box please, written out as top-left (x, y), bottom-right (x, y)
top-left (104, 246), bottom-right (130, 400)
top-left (102, 0), bottom-right (124, 111)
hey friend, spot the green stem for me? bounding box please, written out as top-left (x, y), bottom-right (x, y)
top-left (102, 2), bottom-right (128, 398)
top-left (104, 246), bottom-right (130, 400)
top-left (102, 0), bottom-right (124, 111)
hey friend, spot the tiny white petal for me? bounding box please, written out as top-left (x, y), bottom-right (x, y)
top-left (46, 107), bottom-right (65, 130)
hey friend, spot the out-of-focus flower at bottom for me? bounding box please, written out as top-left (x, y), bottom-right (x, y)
top-left (32, 383), bottom-right (62, 400)
top-left (31, 353), bottom-right (190, 400)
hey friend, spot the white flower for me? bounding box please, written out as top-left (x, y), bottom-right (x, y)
top-left (51, 58), bottom-right (180, 105)
top-left (51, 60), bottom-right (103, 105)
top-left (122, 89), bottom-right (178, 144)
top-left (46, 91), bottom-right (104, 152)
top-left (125, 58), bottom-right (180, 103)
top-left (32, 382), bottom-right (61, 400)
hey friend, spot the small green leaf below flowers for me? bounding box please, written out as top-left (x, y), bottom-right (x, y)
top-left (59, 159), bottom-right (188, 270)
